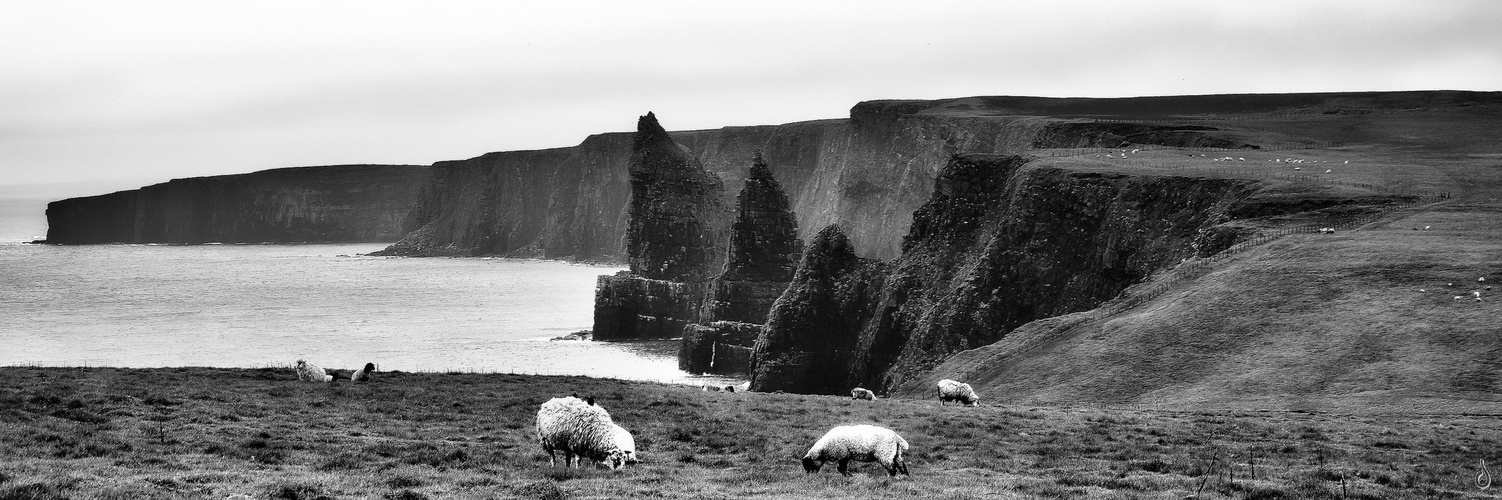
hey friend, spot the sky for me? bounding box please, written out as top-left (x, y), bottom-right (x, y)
top-left (3, 0), bottom-right (1500, 194)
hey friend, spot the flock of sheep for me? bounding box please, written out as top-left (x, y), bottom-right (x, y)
top-left (291, 360), bottom-right (983, 477)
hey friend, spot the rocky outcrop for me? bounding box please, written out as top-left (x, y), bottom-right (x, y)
top-left (749, 225), bottom-right (888, 393)
top-left (591, 114), bottom-right (731, 341)
top-left (680, 153), bottom-right (803, 375)
top-left (44, 165), bottom-right (429, 244)
top-left (749, 154), bottom-right (1261, 395)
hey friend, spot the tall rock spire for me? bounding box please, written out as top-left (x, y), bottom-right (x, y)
top-left (679, 153), bottom-right (804, 375)
top-left (594, 113), bottom-right (731, 340)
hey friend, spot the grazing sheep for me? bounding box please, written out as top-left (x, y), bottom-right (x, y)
top-left (350, 362), bottom-right (375, 382)
top-left (802, 424), bottom-right (910, 477)
top-left (536, 396), bottom-right (628, 469)
top-left (937, 379), bottom-right (980, 407)
top-left (851, 388), bottom-right (878, 401)
top-left (294, 360), bottom-right (333, 383)
top-left (612, 423), bottom-right (639, 464)
top-left (1476, 291), bottom-right (1483, 302)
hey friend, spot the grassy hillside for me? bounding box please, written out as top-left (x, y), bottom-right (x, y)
top-left (2, 367), bottom-right (1499, 500)
top-left (899, 98), bottom-right (1502, 413)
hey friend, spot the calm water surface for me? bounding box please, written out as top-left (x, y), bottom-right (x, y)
top-left (0, 198), bottom-right (723, 382)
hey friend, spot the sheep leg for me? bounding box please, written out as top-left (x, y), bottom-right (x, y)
top-left (896, 456), bottom-right (910, 476)
top-left (837, 459), bottom-right (852, 477)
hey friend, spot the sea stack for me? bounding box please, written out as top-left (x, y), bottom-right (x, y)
top-left (680, 152), bottom-right (803, 375)
top-left (748, 225), bottom-right (887, 393)
top-left (592, 113), bottom-right (731, 340)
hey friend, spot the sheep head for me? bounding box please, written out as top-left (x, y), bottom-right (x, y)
top-left (802, 457), bottom-right (822, 473)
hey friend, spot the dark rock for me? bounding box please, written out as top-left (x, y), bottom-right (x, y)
top-left (591, 114), bottom-right (731, 340)
top-left (592, 272), bottom-right (707, 341)
top-left (749, 154), bottom-right (1261, 395)
top-left (626, 112), bottom-right (731, 282)
top-left (680, 154), bottom-right (802, 375)
top-left (749, 225), bottom-right (888, 394)
top-left (679, 321), bottom-right (762, 375)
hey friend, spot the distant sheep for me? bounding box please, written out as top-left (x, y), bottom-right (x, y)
top-left (851, 388), bottom-right (878, 401)
top-left (350, 362), bottom-right (375, 382)
top-left (937, 379), bottom-right (980, 407)
top-left (294, 360), bottom-right (333, 383)
top-left (536, 396), bottom-right (628, 469)
top-left (802, 424), bottom-right (910, 477)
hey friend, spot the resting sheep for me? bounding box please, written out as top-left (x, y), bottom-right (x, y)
top-left (536, 396), bottom-right (629, 469)
top-left (802, 424), bottom-right (910, 477)
top-left (294, 360), bottom-right (333, 383)
top-left (350, 362), bottom-right (375, 382)
top-left (937, 379), bottom-right (980, 407)
top-left (851, 387), bottom-right (877, 401)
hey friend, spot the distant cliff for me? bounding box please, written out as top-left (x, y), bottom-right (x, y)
top-left (44, 165), bottom-right (429, 244)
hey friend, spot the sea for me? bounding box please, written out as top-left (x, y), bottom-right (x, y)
top-left (0, 189), bottom-right (731, 385)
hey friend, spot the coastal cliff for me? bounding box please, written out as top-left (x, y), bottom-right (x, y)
top-left (750, 154), bottom-right (1261, 394)
top-left (44, 165), bottom-right (429, 244)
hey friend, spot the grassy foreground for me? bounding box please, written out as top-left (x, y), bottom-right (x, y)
top-left (1, 367), bottom-right (1498, 499)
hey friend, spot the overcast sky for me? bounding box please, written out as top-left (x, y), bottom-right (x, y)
top-left (3, 0), bottom-right (1499, 191)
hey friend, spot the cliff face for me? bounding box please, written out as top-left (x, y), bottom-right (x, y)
top-left (377, 109), bottom-right (1045, 261)
top-left (45, 165), bottom-right (430, 244)
top-left (749, 154), bottom-right (1260, 395)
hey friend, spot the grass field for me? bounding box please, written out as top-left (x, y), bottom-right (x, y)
top-left (2, 367), bottom-right (1498, 499)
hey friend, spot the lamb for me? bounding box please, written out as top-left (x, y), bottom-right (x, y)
top-left (294, 360), bottom-right (333, 382)
top-left (802, 424), bottom-right (910, 477)
top-left (937, 379), bottom-right (980, 407)
top-left (536, 396), bottom-right (629, 469)
top-left (851, 387), bottom-right (878, 401)
top-left (350, 362), bottom-right (375, 382)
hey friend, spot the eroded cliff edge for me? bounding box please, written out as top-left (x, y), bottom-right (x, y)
top-left (44, 165), bottom-right (430, 244)
top-left (749, 154), bottom-right (1261, 395)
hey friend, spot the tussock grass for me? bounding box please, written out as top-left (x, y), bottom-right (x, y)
top-left (1, 367), bottom-right (1498, 499)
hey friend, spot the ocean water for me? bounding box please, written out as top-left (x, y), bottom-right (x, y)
top-left (0, 196), bottom-right (725, 383)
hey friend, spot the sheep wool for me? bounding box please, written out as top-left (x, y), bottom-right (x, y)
top-left (850, 387), bottom-right (878, 401)
top-left (802, 424), bottom-right (910, 477)
top-left (937, 379), bottom-right (980, 406)
top-left (351, 362), bottom-right (375, 382)
top-left (536, 396), bottom-right (628, 469)
top-left (294, 360), bottom-right (333, 383)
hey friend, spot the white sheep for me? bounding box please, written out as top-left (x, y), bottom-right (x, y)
top-left (536, 396), bottom-right (628, 469)
top-left (802, 424), bottom-right (910, 477)
top-left (851, 388), bottom-right (878, 401)
top-left (294, 360), bottom-right (333, 383)
top-left (937, 379), bottom-right (980, 407)
top-left (350, 362), bottom-right (375, 382)
top-left (612, 423), bottom-right (639, 464)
